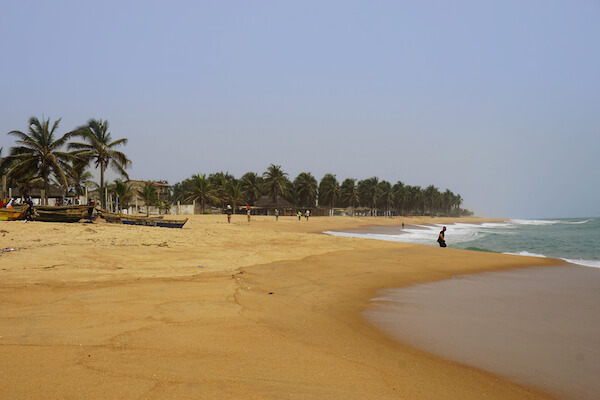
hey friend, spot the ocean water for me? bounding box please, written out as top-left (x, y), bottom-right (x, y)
top-left (325, 218), bottom-right (600, 399)
top-left (325, 217), bottom-right (600, 268)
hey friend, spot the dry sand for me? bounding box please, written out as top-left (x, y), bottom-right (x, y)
top-left (0, 215), bottom-right (561, 399)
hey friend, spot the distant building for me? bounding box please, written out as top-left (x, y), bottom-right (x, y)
top-left (127, 180), bottom-right (170, 204)
top-left (89, 180), bottom-right (171, 212)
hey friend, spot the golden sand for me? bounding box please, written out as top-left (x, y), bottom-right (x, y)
top-left (0, 215), bottom-right (560, 399)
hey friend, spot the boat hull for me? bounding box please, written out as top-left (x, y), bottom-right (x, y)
top-left (33, 205), bottom-right (93, 223)
top-left (0, 205), bottom-right (29, 221)
top-left (121, 217), bottom-right (187, 228)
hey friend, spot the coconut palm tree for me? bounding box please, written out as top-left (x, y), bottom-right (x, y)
top-left (318, 173), bottom-right (340, 214)
top-left (357, 177), bottom-right (380, 215)
top-left (262, 164), bottom-right (288, 207)
top-left (423, 185), bottom-right (440, 215)
top-left (66, 158), bottom-right (97, 199)
top-left (240, 172), bottom-right (263, 205)
top-left (393, 181), bottom-right (407, 216)
top-left (226, 181), bottom-right (244, 213)
top-left (140, 182), bottom-right (157, 216)
top-left (185, 173), bottom-right (217, 214)
top-left (377, 180), bottom-right (394, 216)
top-left (111, 179), bottom-right (134, 212)
top-left (209, 171), bottom-right (235, 208)
top-left (340, 178), bottom-right (359, 213)
top-left (69, 119), bottom-right (130, 207)
top-left (2, 116), bottom-right (74, 204)
top-left (293, 172), bottom-right (318, 208)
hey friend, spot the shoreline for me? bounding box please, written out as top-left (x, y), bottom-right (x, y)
top-left (365, 265), bottom-right (600, 400)
top-left (0, 215), bottom-right (561, 398)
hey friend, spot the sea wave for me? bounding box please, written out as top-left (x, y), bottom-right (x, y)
top-left (503, 251), bottom-right (600, 268)
top-left (510, 218), bottom-right (591, 226)
top-left (510, 219), bottom-right (561, 226)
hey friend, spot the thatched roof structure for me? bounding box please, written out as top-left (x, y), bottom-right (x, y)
top-left (9, 182), bottom-right (74, 198)
top-left (254, 195), bottom-right (295, 209)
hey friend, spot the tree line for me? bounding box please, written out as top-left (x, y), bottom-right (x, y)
top-left (170, 165), bottom-right (471, 217)
top-left (2, 116), bottom-right (472, 217)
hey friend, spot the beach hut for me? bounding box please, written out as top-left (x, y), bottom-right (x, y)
top-left (253, 195), bottom-right (295, 216)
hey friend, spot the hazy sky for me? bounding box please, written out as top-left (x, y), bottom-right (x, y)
top-left (1, 1), bottom-right (598, 218)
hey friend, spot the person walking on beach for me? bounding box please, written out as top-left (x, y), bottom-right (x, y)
top-left (298, 211), bottom-right (302, 221)
top-left (226, 205), bottom-right (232, 223)
top-left (305, 210), bottom-right (310, 221)
top-left (402, 222), bottom-right (405, 230)
top-left (275, 208), bottom-right (279, 221)
top-left (246, 206), bottom-right (251, 223)
top-left (437, 226), bottom-right (447, 247)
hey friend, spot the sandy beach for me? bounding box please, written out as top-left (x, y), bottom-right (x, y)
top-left (0, 215), bottom-right (561, 399)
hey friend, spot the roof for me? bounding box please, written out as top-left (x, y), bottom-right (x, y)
top-left (254, 195), bottom-right (295, 208)
top-left (10, 182), bottom-right (74, 197)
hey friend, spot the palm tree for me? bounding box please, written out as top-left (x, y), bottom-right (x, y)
top-left (140, 182), bottom-right (157, 216)
top-left (209, 171), bottom-right (235, 209)
top-left (0, 147), bottom-right (4, 176)
top-left (262, 164), bottom-right (288, 207)
top-left (406, 185), bottom-right (423, 215)
top-left (2, 116), bottom-right (73, 204)
top-left (318, 173), bottom-right (340, 214)
top-left (240, 172), bottom-right (263, 205)
top-left (377, 180), bottom-right (394, 216)
top-left (111, 179), bottom-right (134, 212)
top-left (184, 173), bottom-right (217, 214)
top-left (69, 119), bottom-right (130, 207)
top-left (226, 181), bottom-right (244, 213)
top-left (0, 147), bottom-right (6, 198)
top-left (357, 177), bottom-right (380, 215)
top-left (340, 178), bottom-right (359, 214)
top-left (67, 158), bottom-right (96, 199)
top-left (393, 181), bottom-right (407, 216)
top-left (294, 172), bottom-right (318, 208)
top-left (423, 185), bottom-right (440, 215)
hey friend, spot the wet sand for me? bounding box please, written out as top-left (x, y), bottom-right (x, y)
top-left (0, 215), bottom-right (560, 399)
top-left (366, 266), bottom-right (600, 400)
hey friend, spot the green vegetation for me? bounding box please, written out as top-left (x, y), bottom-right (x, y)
top-left (3, 116), bottom-right (471, 216)
top-left (172, 166), bottom-right (470, 217)
top-left (70, 119), bottom-right (131, 204)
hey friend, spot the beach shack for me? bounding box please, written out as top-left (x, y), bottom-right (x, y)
top-left (252, 195), bottom-right (296, 216)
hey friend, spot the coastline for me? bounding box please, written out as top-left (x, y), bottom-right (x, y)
top-left (0, 215), bottom-right (560, 399)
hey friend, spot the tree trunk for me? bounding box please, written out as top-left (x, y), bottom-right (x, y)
top-left (100, 161), bottom-right (105, 209)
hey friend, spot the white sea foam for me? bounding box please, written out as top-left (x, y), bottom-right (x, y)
top-left (503, 251), bottom-right (549, 258)
top-left (510, 219), bottom-right (560, 226)
top-left (562, 258), bottom-right (600, 268)
top-left (500, 251), bottom-right (600, 268)
top-left (325, 218), bottom-right (600, 269)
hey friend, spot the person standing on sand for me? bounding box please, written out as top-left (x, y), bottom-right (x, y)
top-left (437, 226), bottom-right (447, 247)
top-left (305, 210), bottom-right (310, 221)
top-left (275, 208), bottom-right (279, 221)
top-left (25, 196), bottom-right (35, 220)
top-left (298, 211), bottom-right (302, 221)
top-left (227, 205), bottom-right (232, 223)
top-left (246, 206), bottom-right (251, 223)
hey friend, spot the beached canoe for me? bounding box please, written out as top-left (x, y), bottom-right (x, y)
top-left (33, 205), bottom-right (93, 223)
top-left (0, 205), bottom-right (29, 221)
top-left (120, 216), bottom-right (187, 228)
top-left (99, 212), bottom-right (164, 224)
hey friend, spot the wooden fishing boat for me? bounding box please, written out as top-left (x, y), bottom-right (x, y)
top-left (120, 216), bottom-right (187, 228)
top-left (0, 205), bottom-right (29, 221)
top-left (33, 205), bottom-right (94, 223)
top-left (99, 212), bottom-right (164, 224)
